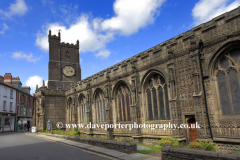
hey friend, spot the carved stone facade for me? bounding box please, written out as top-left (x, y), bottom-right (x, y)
top-left (33, 7), bottom-right (240, 145)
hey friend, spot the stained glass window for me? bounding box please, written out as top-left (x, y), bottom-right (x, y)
top-left (126, 94), bottom-right (131, 121)
top-left (230, 48), bottom-right (240, 63)
top-left (97, 102), bottom-right (100, 122)
top-left (100, 100), bottom-right (103, 122)
top-left (153, 88), bottom-right (158, 120)
top-left (147, 88), bottom-right (153, 120)
top-left (228, 69), bottom-right (240, 115)
top-left (79, 96), bottom-right (87, 123)
top-left (220, 56), bottom-right (229, 69)
top-left (118, 95), bottom-right (122, 121)
top-left (122, 95), bottom-right (126, 121)
top-left (116, 83), bottom-right (132, 122)
top-left (103, 100), bottom-right (106, 122)
top-left (215, 49), bottom-right (240, 116)
top-left (158, 87), bottom-right (165, 120)
top-left (146, 73), bottom-right (170, 121)
top-left (217, 72), bottom-right (231, 115)
top-left (95, 90), bottom-right (106, 122)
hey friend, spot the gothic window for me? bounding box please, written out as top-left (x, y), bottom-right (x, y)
top-left (67, 98), bottom-right (72, 123)
top-left (145, 73), bottom-right (170, 120)
top-left (214, 48), bottom-right (240, 116)
top-left (95, 90), bottom-right (106, 122)
top-left (79, 96), bottom-right (87, 123)
top-left (116, 83), bottom-right (131, 122)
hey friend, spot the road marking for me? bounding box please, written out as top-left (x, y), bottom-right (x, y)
top-left (26, 133), bottom-right (117, 160)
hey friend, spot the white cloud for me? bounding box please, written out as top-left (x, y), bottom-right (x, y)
top-left (26, 76), bottom-right (42, 89)
top-left (12, 52), bottom-right (40, 62)
top-left (35, 16), bottom-right (114, 54)
top-left (1, 0), bottom-right (28, 18)
top-left (36, 0), bottom-right (165, 59)
top-left (95, 49), bottom-right (111, 58)
top-left (0, 23), bottom-right (9, 34)
top-left (26, 76), bottom-right (48, 93)
top-left (101, 0), bottom-right (165, 35)
top-left (192, 0), bottom-right (240, 25)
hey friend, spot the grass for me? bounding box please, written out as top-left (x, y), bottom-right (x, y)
top-left (137, 143), bottom-right (162, 154)
top-left (40, 130), bottom-right (47, 133)
top-left (50, 129), bottom-right (111, 140)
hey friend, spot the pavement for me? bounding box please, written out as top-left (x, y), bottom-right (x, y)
top-left (31, 133), bottom-right (161, 160)
top-left (137, 146), bottom-right (151, 150)
top-left (0, 132), bottom-right (114, 160)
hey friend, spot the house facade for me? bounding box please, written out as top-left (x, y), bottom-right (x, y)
top-left (33, 6), bottom-right (240, 151)
top-left (0, 78), bottom-right (17, 132)
top-left (0, 73), bottom-right (34, 132)
top-left (16, 86), bottom-right (34, 131)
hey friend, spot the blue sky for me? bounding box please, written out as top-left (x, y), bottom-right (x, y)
top-left (0, 0), bottom-right (240, 94)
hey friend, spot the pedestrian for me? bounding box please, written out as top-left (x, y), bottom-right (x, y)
top-left (27, 124), bottom-right (30, 132)
top-left (24, 123), bottom-right (27, 132)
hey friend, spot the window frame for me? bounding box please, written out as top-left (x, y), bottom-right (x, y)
top-left (10, 102), bottom-right (13, 112)
top-left (214, 48), bottom-right (240, 117)
top-left (144, 73), bottom-right (170, 121)
top-left (10, 90), bottom-right (13, 99)
top-left (95, 90), bottom-right (106, 123)
top-left (3, 101), bottom-right (7, 111)
top-left (115, 83), bottom-right (132, 123)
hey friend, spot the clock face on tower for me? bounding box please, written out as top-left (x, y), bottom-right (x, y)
top-left (62, 65), bottom-right (75, 77)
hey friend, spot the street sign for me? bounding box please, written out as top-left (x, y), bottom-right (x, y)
top-left (32, 127), bottom-right (36, 133)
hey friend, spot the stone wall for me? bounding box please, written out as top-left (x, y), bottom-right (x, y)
top-left (215, 142), bottom-right (240, 154)
top-left (161, 146), bottom-right (240, 160)
top-left (33, 87), bottom-right (66, 130)
top-left (42, 133), bottom-right (137, 154)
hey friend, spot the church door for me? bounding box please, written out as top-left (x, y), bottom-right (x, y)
top-left (189, 118), bottom-right (197, 142)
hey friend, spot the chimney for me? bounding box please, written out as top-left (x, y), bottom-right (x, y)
top-left (4, 73), bottom-right (12, 85)
top-left (12, 76), bottom-right (20, 83)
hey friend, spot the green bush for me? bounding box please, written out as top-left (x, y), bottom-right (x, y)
top-left (52, 129), bottom-right (65, 135)
top-left (99, 136), bottom-right (109, 140)
top-left (40, 130), bottom-right (47, 133)
top-left (158, 138), bottom-right (179, 147)
top-left (72, 128), bottom-right (80, 136)
top-left (198, 140), bottom-right (218, 151)
top-left (86, 135), bottom-right (94, 138)
top-left (189, 141), bottom-right (201, 149)
top-left (115, 137), bottom-right (123, 142)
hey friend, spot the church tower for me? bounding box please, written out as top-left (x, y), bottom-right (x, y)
top-left (48, 30), bottom-right (81, 89)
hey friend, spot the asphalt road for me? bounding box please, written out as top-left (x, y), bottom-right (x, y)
top-left (0, 132), bottom-right (114, 160)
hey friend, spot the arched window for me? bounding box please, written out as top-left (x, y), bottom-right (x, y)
top-left (116, 83), bottom-right (131, 122)
top-left (95, 90), bottom-right (106, 122)
top-left (67, 98), bottom-right (72, 123)
top-left (145, 73), bottom-right (170, 120)
top-left (79, 95), bottom-right (87, 123)
top-left (214, 48), bottom-right (240, 116)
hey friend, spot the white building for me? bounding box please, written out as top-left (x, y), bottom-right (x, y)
top-left (0, 81), bottom-right (17, 132)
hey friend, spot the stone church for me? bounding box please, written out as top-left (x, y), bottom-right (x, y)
top-left (33, 6), bottom-right (240, 149)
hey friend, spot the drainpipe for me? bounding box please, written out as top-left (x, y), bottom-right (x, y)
top-left (198, 39), bottom-right (213, 140)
